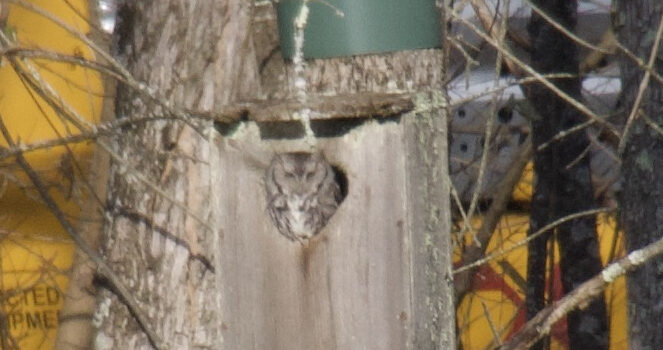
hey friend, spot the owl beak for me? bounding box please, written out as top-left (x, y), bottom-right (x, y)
top-left (293, 178), bottom-right (306, 195)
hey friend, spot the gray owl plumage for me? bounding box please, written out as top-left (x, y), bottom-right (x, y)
top-left (265, 152), bottom-right (342, 241)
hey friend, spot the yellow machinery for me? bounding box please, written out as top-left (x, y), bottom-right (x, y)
top-left (0, 0), bottom-right (101, 348)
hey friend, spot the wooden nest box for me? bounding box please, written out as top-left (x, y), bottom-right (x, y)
top-left (213, 6), bottom-right (454, 348)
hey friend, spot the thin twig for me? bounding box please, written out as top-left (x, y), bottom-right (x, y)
top-left (617, 10), bottom-right (663, 155)
top-left (524, 0), bottom-right (611, 54)
top-left (481, 300), bottom-right (504, 347)
top-left (499, 232), bottom-right (663, 350)
top-left (450, 180), bottom-right (477, 247)
top-left (454, 207), bottom-right (615, 274)
top-left (463, 0), bottom-right (510, 237)
top-left (537, 119), bottom-right (595, 151)
top-left (1, 47), bottom-right (124, 83)
top-left (0, 115), bottom-right (178, 161)
top-left (449, 73), bottom-right (575, 109)
top-left (6, 0), bottom-right (201, 132)
top-left (0, 30), bottom-right (214, 233)
top-left (449, 8), bottom-right (619, 138)
top-left (643, 111), bottom-right (663, 138)
top-left (469, 0), bottom-right (521, 75)
top-left (0, 115), bottom-right (165, 350)
top-left (454, 136), bottom-right (532, 297)
top-left (614, 40), bottom-right (663, 86)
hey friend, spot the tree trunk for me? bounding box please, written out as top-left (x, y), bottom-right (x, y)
top-left (526, 1), bottom-right (608, 349)
top-left (95, 1), bottom-right (257, 348)
top-left (615, 1), bottom-right (663, 349)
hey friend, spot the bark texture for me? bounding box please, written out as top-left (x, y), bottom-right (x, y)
top-left (253, 2), bottom-right (444, 99)
top-left (615, 1), bottom-right (663, 349)
top-left (526, 1), bottom-right (608, 349)
top-left (97, 1), bottom-right (257, 348)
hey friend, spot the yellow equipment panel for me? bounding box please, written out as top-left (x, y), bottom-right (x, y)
top-left (0, 0), bottom-right (102, 348)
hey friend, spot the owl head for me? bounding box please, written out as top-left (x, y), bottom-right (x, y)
top-left (265, 152), bottom-right (343, 240)
top-left (267, 152), bottom-right (330, 197)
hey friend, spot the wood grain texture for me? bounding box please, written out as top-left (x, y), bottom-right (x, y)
top-left (216, 101), bottom-right (453, 349)
top-left (253, 2), bottom-right (444, 99)
top-left (216, 122), bottom-right (413, 349)
top-left (201, 92), bottom-right (416, 123)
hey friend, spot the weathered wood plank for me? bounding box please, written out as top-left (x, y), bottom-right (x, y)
top-left (216, 121), bottom-right (413, 349)
top-left (197, 92), bottom-right (416, 123)
top-left (404, 95), bottom-right (455, 349)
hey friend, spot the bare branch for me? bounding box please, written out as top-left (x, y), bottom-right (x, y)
top-left (1, 46), bottom-right (124, 83)
top-left (617, 10), bottom-right (663, 155)
top-left (499, 232), bottom-right (663, 350)
top-left (454, 135), bottom-right (532, 298)
top-left (0, 114), bottom-right (166, 350)
top-left (0, 115), bottom-right (180, 161)
top-left (614, 40), bottom-right (663, 86)
top-left (0, 28), bottom-right (213, 234)
top-left (462, 0), bottom-right (510, 239)
top-left (449, 7), bottom-right (619, 138)
top-left (454, 207), bottom-right (615, 274)
top-left (524, 0), bottom-right (611, 54)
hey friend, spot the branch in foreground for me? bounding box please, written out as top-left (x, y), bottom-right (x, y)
top-left (454, 136), bottom-right (532, 298)
top-left (499, 233), bottom-right (663, 350)
top-left (448, 7), bottom-right (619, 139)
top-left (455, 207), bottom-right (614, 275)
top-left (0, 115), bottom-right (165, 350)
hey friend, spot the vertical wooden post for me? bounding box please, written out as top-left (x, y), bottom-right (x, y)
top-left (405, 93), bottom-right (455, 348)
top-left (214, 4), bottom-right (454, 349)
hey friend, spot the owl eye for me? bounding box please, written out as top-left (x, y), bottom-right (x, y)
top-left (284, 173), bottom-right (295, 179)
top-left (304, 171), bottom-right (314, 180)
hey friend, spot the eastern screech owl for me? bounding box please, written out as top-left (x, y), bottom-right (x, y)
top-left (265, 152), bottom-right (342, 241)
